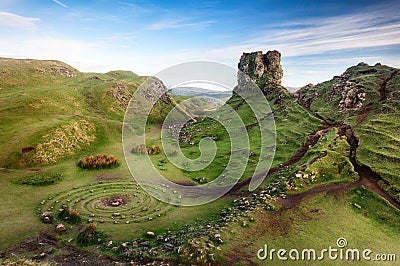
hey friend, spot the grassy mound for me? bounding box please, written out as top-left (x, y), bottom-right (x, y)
top-left (13, 172), bottom-right (62, 186)
top-left (29, 120), bottom-right (96, 165)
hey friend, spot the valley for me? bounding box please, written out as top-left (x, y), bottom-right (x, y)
top-left (0, 52), bottom-right (399, 265)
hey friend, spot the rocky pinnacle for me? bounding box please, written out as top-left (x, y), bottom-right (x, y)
top-left (238, 50), bottom-right (283, 87)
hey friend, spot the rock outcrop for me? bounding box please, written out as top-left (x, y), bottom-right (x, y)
top-left (50, 64), bottom-right (77, 78)
top-left (296, 68), bottom-right (367, 114)
top-left (106, 82), bottom-right (132, 109)
top-left (238, 50), bottom-right (283, 87)
top-left (140, 77), bottom-right (171, 105)
top-left (327, 71), bottom-right (366, 112)
top-left (338, 82), bottom-right (366, 112)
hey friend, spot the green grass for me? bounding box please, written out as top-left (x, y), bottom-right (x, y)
top-left (1, 58), bottom-right (399, 265)
top-left (0, 257), bottom-right (55, 265)
top-left (145, 90), bottom-right (321, 185)
top-left (355, 113), bottom-right (400, 201)
top-left (218, 189), bottom-right (400, 265)
top-left (12, 172), bottom-right (62, 186)
top-left (299, 64), bottom-right (396, 123)
top-left (0, 59), bottom-right (233, 254)
top-left (297, 63), bottom-right (400, 203)
top-left (258, 127), bottom-right (357, 195)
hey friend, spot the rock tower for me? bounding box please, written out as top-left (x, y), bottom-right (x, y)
top-left (238, 50), bottom-right (283, 87)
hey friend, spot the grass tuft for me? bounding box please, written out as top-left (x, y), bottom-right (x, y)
top-left (13, 172), bottom-right (62, 186)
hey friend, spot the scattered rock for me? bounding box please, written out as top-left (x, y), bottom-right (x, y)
top-left (338, 81), bottom-right (366, 112)
top-left (50, 65), bottom-right (77, 78)
top-left (140, 241), bottom-right (150, 247)
top-left (165, 243), bottom-right (174, 251)
top-left (149, 247), bottom-right (157, 255)
top-left (213, 234), bottom-right (223, 243)
top-left (146, 231), bottom-right (155, 238)
top-left (40, 212), bottom-right (53, 223)
top-left (55, 223), bottom-right (66, 232)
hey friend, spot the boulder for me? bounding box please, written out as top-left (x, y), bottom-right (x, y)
top-left (146, 231), bottom-right (155, 238)
top-left (40, 212), bottom-right (53, 223)
top-left (56, 223), bottom-right (66, 232)
top-left (213, 233), bottom-right (223, 243)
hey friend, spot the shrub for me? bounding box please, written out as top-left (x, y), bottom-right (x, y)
top-left (131, 144), bottom-right (161, 155)
top-left (77, 223), bottom-right (107, 246)
top-left (147, 145), bottom-right (161, 155)
top-left (132, 144), bottom-right (147, 154)
top-left (58, 206), bottom-right (82, 224)
top-left (77, 153), bottom-right (119, 169)
top-left (13, 172), bottom-right (62, 186)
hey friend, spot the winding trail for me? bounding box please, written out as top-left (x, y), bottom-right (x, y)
top-left (228, 86), bottom-right (400, 211)
top-left (281, 96), bottom-right (400, 211)
top-left (377, 69), bottom-right (400, 100)
top-left (337, 124), bottom-right (400, 210)
top-left (229, 123), bottom-right (336, 195)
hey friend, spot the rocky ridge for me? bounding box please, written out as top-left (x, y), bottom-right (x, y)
top-left (238, 50), bottom-right (283, 88)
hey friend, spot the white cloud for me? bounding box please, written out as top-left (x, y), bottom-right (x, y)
top-left (51, 0), bottom-right (69, 9)
top-left (0, 35), bottom-right (98, 69)
top-left (148, 19), bottom-right (216, 30)
top-left (1, 2), bottom-right (398, 88)
top-left (0, 12), bottom-right (39, 29)
top-left (200, 5), bottom-right (400, 61)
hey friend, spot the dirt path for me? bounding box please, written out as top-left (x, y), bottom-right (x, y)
top-left (337, 124), bottom-right (400, 210)
top-left (229, 123), bottom-right (335, 194)
top-left (0, 231), bottom-right (119, 266)
top-left (280, 172), bottom-right (400, 211)
top-left (231, 90), bottom-right (400, 211)
top-left (377, 69), bottom-right (400, 100)
top-left (279, 95), bottom-right (400, 211)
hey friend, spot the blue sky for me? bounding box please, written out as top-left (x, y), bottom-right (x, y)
top-left (0, 0), bottom-right (399, 87)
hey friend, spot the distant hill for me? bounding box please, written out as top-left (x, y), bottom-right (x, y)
top-left (286, 86), bottom-right (299, 93)
top-left (169, 86), bottom-right (232, 99)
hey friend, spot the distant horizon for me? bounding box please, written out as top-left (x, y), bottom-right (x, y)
top-left (0, 54), bottom-right (388, 90)
top-left (1, 0), bottom-right (399, 87)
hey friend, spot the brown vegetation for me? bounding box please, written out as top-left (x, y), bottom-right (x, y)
top-left (77, 153), bottom-right (119, 169)
top-left (131, 144), bottom-right (161, 155)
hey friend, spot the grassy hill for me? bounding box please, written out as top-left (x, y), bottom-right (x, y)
top-left (296, 63), bottom-right (400, 201)
top-left (0, 58), bottom-right (229, 260)
top-left (0, 58), bottom-right (147, 168)
top-left (0, 56), bottom-right (399, 265)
